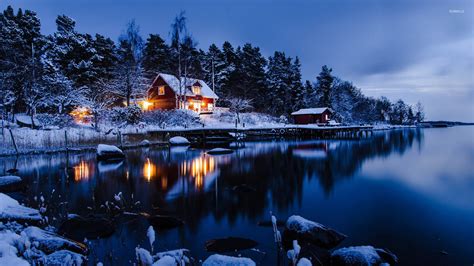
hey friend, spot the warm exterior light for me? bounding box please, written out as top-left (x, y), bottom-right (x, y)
top-left (141, 100), bottom-right (152, 111)
top-left (201, 101), bottom-right (206, 106)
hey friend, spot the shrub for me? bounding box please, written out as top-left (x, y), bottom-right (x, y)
top-left (142, 109), bottom-right (200, 128)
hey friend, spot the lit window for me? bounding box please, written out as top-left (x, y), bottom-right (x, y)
top-left (192, 86), bottom-right (201, 95)
top-left (208, 103), bottom-right (214, 110)
top-left (325, 114), bottom-right (329, 120)
top-left (158, 86), bottom-right (165, 95)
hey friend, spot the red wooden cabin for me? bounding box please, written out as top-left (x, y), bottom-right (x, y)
top-left (142, 73), bottom-right (219, 113)
top-left (291, 107), bottom-right (333, 124)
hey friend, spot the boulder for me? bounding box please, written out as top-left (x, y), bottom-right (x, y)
top-left (23, 226), bottom-right (88, 255)
top-left (96, 144), bottom-right (125, 161)
top-left (283, 215), bottom-right (346, 249)
top-left (205, 237), bottom-right (258, 252)
top-left (331, 246), bottom-right (398, 266)
top-left (169, 136), bottom-right (190, 146)
top-left (0, 175), bottom-right (25, 192)
top-left (206, 148), bottom-right (234, 155)
top-left (0, 193), bottom-right (42, 223)
top-left (58, 214), bottom-right (115, 241)
top-left (202, 254), bottom-right (255, 266)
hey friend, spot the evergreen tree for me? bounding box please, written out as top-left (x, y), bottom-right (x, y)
top-left (238, 43), bottom-right (267, 109)
top-left (142, 34), bottom-right (173, 79)
top-left (315, 65), bottom-right (334, 107)
top-left (289, 57), bottom-right (304, 111)
top-left (266, 51), bottom-right (292, 115)
top-left (202, 44), bottom-right (225, 97)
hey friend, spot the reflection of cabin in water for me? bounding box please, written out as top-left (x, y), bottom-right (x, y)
top-left (142, 73), bottom-right (219, 114)
top-left (291, 107), bottom-right (333, 124)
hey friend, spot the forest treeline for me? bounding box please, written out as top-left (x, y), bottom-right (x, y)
top-left (0, 6), bottom-right (424, 124)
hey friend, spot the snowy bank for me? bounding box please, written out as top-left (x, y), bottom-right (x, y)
top-left (0, 193), bottom-right (42, 222)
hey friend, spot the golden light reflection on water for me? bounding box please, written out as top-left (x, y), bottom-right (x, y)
top-left (74, 160), bottom-right (91, 182)
top-left (181, 156), bottom-right (216, 190)
top-left (144, 158), bottom-right (156, 182)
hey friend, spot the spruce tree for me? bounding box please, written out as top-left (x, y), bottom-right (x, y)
top-left (315, 65), bottom-right (334, 108)
top-left (142, 34), bottom-right (173, 79)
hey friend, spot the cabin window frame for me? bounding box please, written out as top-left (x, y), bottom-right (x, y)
top-left (158, 86), bottom-right (165, 95)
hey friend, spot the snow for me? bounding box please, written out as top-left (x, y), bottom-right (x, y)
top-left (96, 144), bottom-right (124, 156)
top-left (38, 250), bottom-right (85, 266)
top-left (286, 215), bottom-right (325, 233)
top-left (15, 114), bottom-right (42, 127)
top-left (152, 255), bottom-right (176, 266)
top-left (331, 246), bottom-right (382, 265)
top-left (155, 73), bottom-right (218, 99)
top-left (0, 175), bottom-right (22, 186)
top-left (168, 136), bottom-right (190, 145)
top-left (0, 193), bottom-right (42, 222)
top-left (136, 247), bottom-right (153, 265)
top-left (153, 249), bottom-right (190, 264)
top-left (147, 226), bottom-right (155, 250)
top-left (297, 258), bottom-right (312, 266)
top-left (291, 107), bottom-right (332, 116)
top-left (202, 254), bottom-right (256, 266)
top-left (23, 226), bottom-right (87, 254)
top-left (0, 230), bottom-right (29, 266)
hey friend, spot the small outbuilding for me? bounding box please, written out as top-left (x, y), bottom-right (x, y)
top-left (291, 107), bottom-right (333, 125)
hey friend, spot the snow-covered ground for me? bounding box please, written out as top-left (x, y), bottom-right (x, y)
top-left (0, 110), bottom-right (412, 155)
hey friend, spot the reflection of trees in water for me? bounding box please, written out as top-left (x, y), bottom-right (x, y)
top-left (0, 129), bottom-right (423, 232)
top-left (165, 129), bottom-right (424, 231)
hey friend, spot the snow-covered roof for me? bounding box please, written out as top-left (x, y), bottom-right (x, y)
top-left (154, 73), bottom-right (219, 99)
top-left (291, 107), bottom-right (332, 116)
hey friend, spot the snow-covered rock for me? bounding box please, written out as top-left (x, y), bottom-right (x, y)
top-left (136, 247), bottom-right (153, 265)
top-left (23, 226), bottom-right (88, 255)
top-left (153, 249), bottom-right (190, 265)
top-left (96, 144), bottom-right (125, 161)
top-left (297, 258), bottom-right (312, 266)
top-left (37, 250), bottom-right (86, 266)
top-left (15, 114), bottom-right (42, 129)
top-left (202, 254), bottom-right (256, 266)
top-left (153, 255), bottom-right (176, 266)
top-left (331, 246), bottom-right (398, 266)
top-left (0, 230), bottom-right (29, 266)
top-left (284, 215), bottom-right (346, 249)
top-left (0, 175), bottom-right (23, 192)
top-left (0, 193), bottom-right (42, 222)
top-left (206, 148), bottom-right (234, 155)
top-left (168, 136), bottom-right (190, 146)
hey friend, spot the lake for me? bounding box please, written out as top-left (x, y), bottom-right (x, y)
top-left (1, 127), bottom-right (473, 265)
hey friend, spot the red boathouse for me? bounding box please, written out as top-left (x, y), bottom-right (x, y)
top-left (291, 107), bottom-right (333, 124)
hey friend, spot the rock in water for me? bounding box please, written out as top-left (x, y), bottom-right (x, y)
top-left (202, 254), bottom-right (256, 266)
top-left (96, 144), bottom-right (125, 161)
top-left (169, 136), bottom-right (190, 146)
top-left (23, 226), bottom-right (88, 255)
top-left (206, 148), bottom-right (234, 155)
top-left (331, 246), bottom-right (398, 266)
top-left (147, 215), bottom-right (184, 230)
top-left (205, 237), bottom-right (258, 252)
top-left (59, 214), bottom-right (115, 241)
top-left (0, 193), bottom-right (42, 223)
top-left (283, 215), bottom-right (346, 249)
top-left (38, 250), bottom-right (86, 266)
top-left (0, 175), bottom-right (24, 192)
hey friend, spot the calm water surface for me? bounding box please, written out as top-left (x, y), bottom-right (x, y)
top-left (1, 127), bottom-right (473, 265)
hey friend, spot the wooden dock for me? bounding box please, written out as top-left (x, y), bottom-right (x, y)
top-left (142, 125), bottom-right (374, 144)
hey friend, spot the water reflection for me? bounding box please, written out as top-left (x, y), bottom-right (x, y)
top-left (73, 160), bottom-right (91, 182)
top-left (2, 128), bottom-right (473, 265)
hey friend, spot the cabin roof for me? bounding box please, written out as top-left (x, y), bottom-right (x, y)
top-left (291, 107), bottom-right (333, 116)
top-left (154, 73), bottom-right (219, 99)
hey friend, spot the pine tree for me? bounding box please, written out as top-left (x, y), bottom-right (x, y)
top-left (315, 65), bottom-right (334, 108)
top-left (142, 34), bottom-right (173, 79)
top-left (266, 51), bottom-right (292, 115)
top-left (289, 57), bottom-right (304, 112)
top-left (202, 44), bottom-right (225, 97)
top-left (238, 43), bottom-right (267, 109)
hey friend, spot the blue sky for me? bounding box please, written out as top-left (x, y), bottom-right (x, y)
top-left (2, 0), bottom-right (473, 121)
